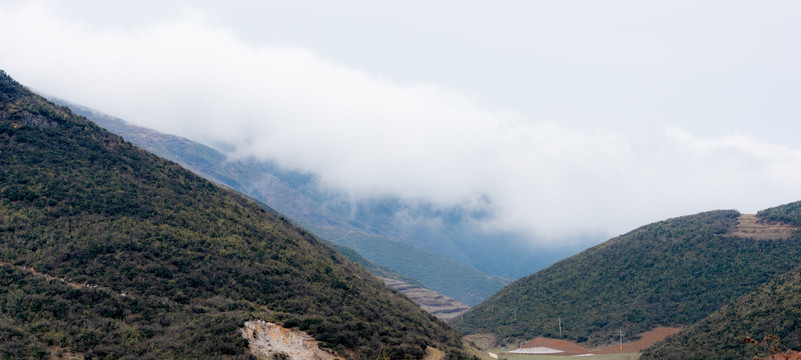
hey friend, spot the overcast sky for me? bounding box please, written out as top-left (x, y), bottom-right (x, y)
top-left (2, 1), bottom-right (800, 244)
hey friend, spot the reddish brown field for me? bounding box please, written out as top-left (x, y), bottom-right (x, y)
top-left (593, 327), bottom-right (682, 354)
top-left (506, 327), bottom-right (683, 356)
top-left (517, 337), bottom-right (590, 355)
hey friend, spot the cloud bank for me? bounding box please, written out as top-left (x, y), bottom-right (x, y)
top-left (1, 3), bottom-right (800, 242)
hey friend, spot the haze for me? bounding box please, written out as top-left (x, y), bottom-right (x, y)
top-left (2, 0), bottom-right (800, 244)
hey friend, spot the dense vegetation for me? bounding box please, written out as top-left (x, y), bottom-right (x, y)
top-left (641, 202), bottom-right (801, 359)
top-left (64, 101), bottom-right (506, 305)
top-left (641, 267), bottom-right (801, 359)
top-left (0, 70), bottom-right (476, 359)
top-left (452, 210), bottom-right (801, 346)
top-left (0, 265), bottom-right (263, 359)
top-left (322, 240), bottom-right (421, 285)
top-left (757, 200), bottom-right (801, 228)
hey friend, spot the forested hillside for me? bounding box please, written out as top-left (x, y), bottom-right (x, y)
top-left (453, 209), bottom-right (801, 347)
top-left (61, 102), bottom-right (506, 305)
top-left (641, 268), bottom-right (801, 359)
top-left (0, 70), bottom-right (475, 359)
top-left (641, 201), bottom-right (801, 360)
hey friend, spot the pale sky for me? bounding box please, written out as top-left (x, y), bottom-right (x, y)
top-left (2, 0), bottom-right (800, 244)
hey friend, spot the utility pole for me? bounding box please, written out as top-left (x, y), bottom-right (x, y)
top-left (558, 317), bottom-right (562, 337)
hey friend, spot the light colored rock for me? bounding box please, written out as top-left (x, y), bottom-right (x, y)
top-left (241, 320), bottom-right (342, 360)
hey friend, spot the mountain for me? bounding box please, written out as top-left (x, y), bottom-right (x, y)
top-left (452, 208), bottom-right (801, 347)
top-left (0, 70), bottom-right (476, 359)
top-left (56, 98), bottom-right (585, 282)
top-left (641, 267), bottom-right (801, 360)
top-left (641, 201), bottom-right (801, 360)
top-left (323, 241), bottom-right (469, 321)
top-left (58, 101), bottom-right (507, 306)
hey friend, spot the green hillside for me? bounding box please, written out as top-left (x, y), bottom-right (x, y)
top-left (641, 201), bottom-right (801, 360)
top-left (329, 230), bottom-right (505, 306)
top-left (641, 267), bottom-right (801, 360)
top-left (61, 101), bottom-right (505, 305)
top-left (322, 240), bottom-right (420, 285)
top-left (0, 70), bottom-right (475, 359)
top-left (452, 209), bottom-right (801, 347)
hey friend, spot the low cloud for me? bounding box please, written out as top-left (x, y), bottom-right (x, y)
top-left (2, 3), bottom-right (800, 243)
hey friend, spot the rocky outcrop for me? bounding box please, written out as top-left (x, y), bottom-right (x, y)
top-left (241, 320), bottom-right (342, 360)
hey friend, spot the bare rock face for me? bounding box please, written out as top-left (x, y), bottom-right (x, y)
top-left (241, 320), bottom-right (342, 360)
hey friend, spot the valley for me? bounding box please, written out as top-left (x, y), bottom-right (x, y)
top-left (4, 1), bottom-right (801, 358)
top-left (58, 100), bottom-right (509, 306)
top-left (4, 68), bottom-right (801, 359)
top-left (468, 327), bottom-right (680, 359)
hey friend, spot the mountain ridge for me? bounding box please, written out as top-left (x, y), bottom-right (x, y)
top-left (453, 208), bottom-right (801, 348)
top-left (58, 100), bottom-right (506, 305)
top-left (640, 200), bottom-right (801, 359)
top-left (0, 70), bottom-right (476, 359)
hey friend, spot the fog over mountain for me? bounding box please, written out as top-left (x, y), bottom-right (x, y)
top-left (2, 1), bottom-right (800, 246)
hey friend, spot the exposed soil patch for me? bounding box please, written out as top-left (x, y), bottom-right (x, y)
top-left (464, 333), bottom-right (496, 349)
top-left (769, 350), bottom-right (801, 360)
top-left (241, 320), bottom-right (342, 360)
top-left (506, 327), bottom-right (682, 356)
top-left (727, 214), bottom-right (797, 240)
top-left (593, 327), bottom-right (682, 354)
top-left (514, 337), bottom-right (590, 355)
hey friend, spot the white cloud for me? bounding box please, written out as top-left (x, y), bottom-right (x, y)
top-left (1, 2), bottom-right (801, 243)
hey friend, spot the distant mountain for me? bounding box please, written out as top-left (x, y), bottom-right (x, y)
top-left (54, 99), bottom-right (585, 281)
top-left (452, 208), bottom-right (801, 347)
top-left (59, 101), bottom-right (507, 305)
top-left (0, 70), bottom-right (476, 359)
top-left (641, 201), bottom-right (801, 360)
top-left (323, 240), bottom-right (470, 322)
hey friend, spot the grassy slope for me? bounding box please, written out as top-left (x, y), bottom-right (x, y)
top-left (62, 101), bottom-right (504, 306)
top-left (452, 209), bottom-right (801, 347)
top-left (0, 70), bottom-right (475, 359)
top-left (641, 201), bottom-right (801, 360)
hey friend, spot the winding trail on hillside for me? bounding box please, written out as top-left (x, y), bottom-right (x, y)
top-left (334, 230), bottom-right (354, 241)
top-left (0, 260), bottom-right (90, 290)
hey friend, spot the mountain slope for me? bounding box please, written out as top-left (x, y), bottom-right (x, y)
top-left (641, 267), bottom-right (801, 360)
top-left (641, 201), bottom-right (801, 360)
top-left (452, 209), bottom-right (801, 347)
top-left (0, 70), bottom-right (475, 359)
top-left (60, 101), bottom-right (505, 305)
top-left (381, 278), bottom-right (469, 321)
